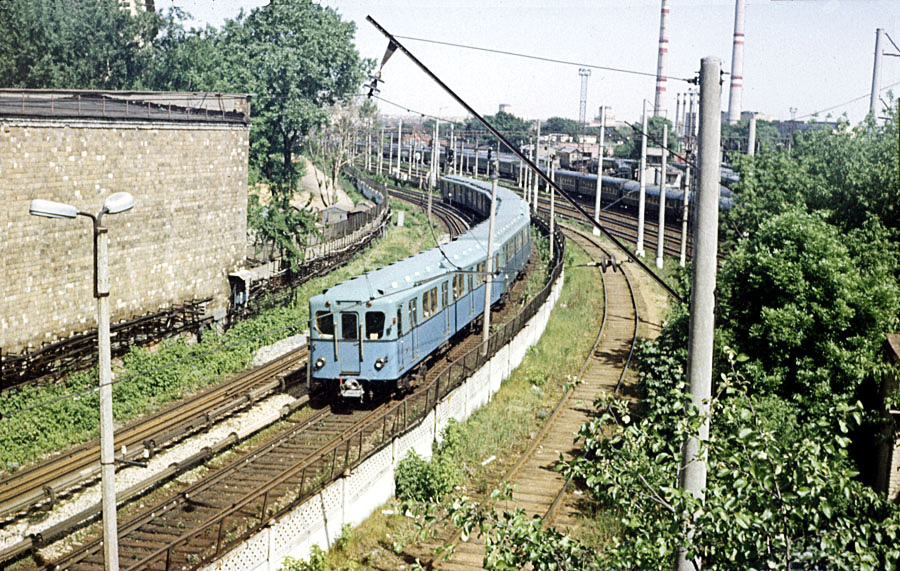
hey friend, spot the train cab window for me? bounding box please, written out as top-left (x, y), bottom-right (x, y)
top-left (341, 312), bottom-right (358, 341)
top-left (315, 311), bottom-right (334, 338)
top-left (365, 312), bottom-right (385, 340)
top-left (441, 282), bottom-right (449, 306)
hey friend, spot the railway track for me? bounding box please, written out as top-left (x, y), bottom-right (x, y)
top-left (517, 186), bottom-right (692, 260)
top-left (0, 347), bottom-right (309, 565)
top-left (38, 214), bottom-right (562, 571)
top-left (431, 225), bottom-right (640, 570)
top-left (387, 186), bottom-right (472, 238)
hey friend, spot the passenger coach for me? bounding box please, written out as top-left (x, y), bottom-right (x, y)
top-left (308, 175), bottom-right (531, 402)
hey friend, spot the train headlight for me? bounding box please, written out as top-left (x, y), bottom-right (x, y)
top-left (314, 356), bottom-right (326, 369)
top-left (374, 358), bottom-right (386, 371)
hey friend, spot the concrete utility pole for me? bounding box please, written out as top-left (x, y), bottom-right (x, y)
top-left (675, 93), bottom-right (682, 138)
top-left (430, 119), bottom-right (439, 191)
top-left (727, 0), bottom-right (746, 124)
top-left (388, 129), bottom-right (394, 177)
top-left (654, 0), bottom-right (670, 115)
top-left (378, 127), bottom-right (384, 175)
top-left (396, 119), bottom-right (403, 176)
top-left (676, 56), bottom-right (722, 571)
top-left (690, 91), bottom-right (699, 140)
top-left (474, 146), bottom-right (480, 179)
top-left (448, 124), bottom-right (455, 174)
top-left (549, 164), bottom-right (556, 261)
top-left (482, 163), bottom-right (499, 355)
top-left (871, 28), bottom-right (885, 115)
top-left (533, 121), bottom-right (542, 212)
top-left (679, 163), bottom-right (691, 267)
top-left (593, 106), bottom-right (606, 236)
top-left (747, 113), bottom-right (757, 156)
top-left (636, 100), bottom-right (648, 257)
top-left (656, 125), bottom-right (668, 269)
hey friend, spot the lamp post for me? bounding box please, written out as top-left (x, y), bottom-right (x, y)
top-left (29, 192), bottom-right (135, 571)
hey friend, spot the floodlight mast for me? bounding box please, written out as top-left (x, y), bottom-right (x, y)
top-left (366, 16), bottom-right (682, 302)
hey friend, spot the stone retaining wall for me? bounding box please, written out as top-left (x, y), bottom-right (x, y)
top-left (1, 118), bottom-right (249, 352)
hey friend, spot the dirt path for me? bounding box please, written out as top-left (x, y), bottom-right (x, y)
top-left (294, 156), bottom-right (354, 211)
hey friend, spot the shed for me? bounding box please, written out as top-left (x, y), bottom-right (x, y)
top-left (320, 205), bottom-right (349, 226)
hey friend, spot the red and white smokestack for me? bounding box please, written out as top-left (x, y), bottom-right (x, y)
top-left (653, 0), bottom-right (670, 116)
top-left (727, 0), bottom-right (746, 124)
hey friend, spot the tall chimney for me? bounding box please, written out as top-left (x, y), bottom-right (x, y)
top-left (727, 0), bottom-right (746, 124)
top-left (654, 0), bottom-right (670, 116)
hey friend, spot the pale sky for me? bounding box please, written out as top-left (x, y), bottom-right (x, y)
top-left (163, 0), bottom-right (900, 125)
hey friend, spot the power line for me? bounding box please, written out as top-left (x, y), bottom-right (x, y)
top-left (795, 78), bottom-right (900, 121)
top-left (395, 35), bottom-right (695, 83)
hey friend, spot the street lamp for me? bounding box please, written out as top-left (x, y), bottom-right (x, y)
top-left (29, 192), bottom-right (134, 571)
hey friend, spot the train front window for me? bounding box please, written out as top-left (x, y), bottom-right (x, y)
top-left (365, 312), bottom-right (385, 340)
top-left (315, 311), bottom-right (334, 338)
top-left (341, 312), bottom-right (358, 341)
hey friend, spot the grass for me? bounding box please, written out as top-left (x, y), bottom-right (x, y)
top-left (301, 238), bottom-right (612, 570)
top-left (0, 198), bottom-right (436, 474)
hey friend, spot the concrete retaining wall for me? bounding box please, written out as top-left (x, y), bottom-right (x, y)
top-left (205, 268), bottom-right (564, 571)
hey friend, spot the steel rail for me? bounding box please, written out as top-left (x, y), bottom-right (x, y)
top-left (428, 225), bottom-right (639, 569)
top-left (0, 347), bottom-right (306, 523)
top-left (46, 214), bottom-right (564, 571)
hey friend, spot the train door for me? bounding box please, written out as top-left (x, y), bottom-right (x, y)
top-left (442, 281), bottom-right (450, 338)
top-left (338, 311), bottom-right (361, 375)
top-left (409, 299), bottom-right (419, 360)
top-left (397, 307), bottom-right (408, 369)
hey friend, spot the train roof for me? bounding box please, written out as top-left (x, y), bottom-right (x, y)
top-left (310, 176), bottom-right (529, 308)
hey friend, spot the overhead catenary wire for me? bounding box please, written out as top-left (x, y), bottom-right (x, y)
top-left (395, 35), bottom-right (697, 83)
top-left (794, 78), bottom-right (900, 121)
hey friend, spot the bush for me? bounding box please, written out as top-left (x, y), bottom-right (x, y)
top-left (395, 421), bottom-right (463, 501)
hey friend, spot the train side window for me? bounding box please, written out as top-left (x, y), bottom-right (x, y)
top-left (409, 299), bottom-right (418, 326)
top-left (441, 281), bottom-right (449, 306)
top-left (315, 311), bottom-right (334, 338)
top-left (453, 274), bottom-right (464, 299)
top-left (341, 312), bottom-right (358, 341)
top-left (423, 288), bottom-right (437, 318)
top-left (396, 308), bottom-right (403, 335)
top-left (468, 274), bottom-right (473, 292)
top-left (365, 312), bottom-right (385, 340)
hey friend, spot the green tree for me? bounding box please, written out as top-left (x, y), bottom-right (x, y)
top-left (142, 8), bottom-right (225, 92)
top-left (442, 360), bottom-right (900, 570)
top-left (462, 111), bottom-right (533, 150)
top-left (0, 0), bottom-right (157, 89)
top-left (541, 116), bottom-right (579, 138)
top-left (722, 118), bottom-right (784, 154)
top-left (717, 209), bottom-right (900, 414)
top-left (217, 0), bottom-right (368, 197)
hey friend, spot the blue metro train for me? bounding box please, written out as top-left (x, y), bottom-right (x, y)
top-left (308, 175), bottom-right (532, 402)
